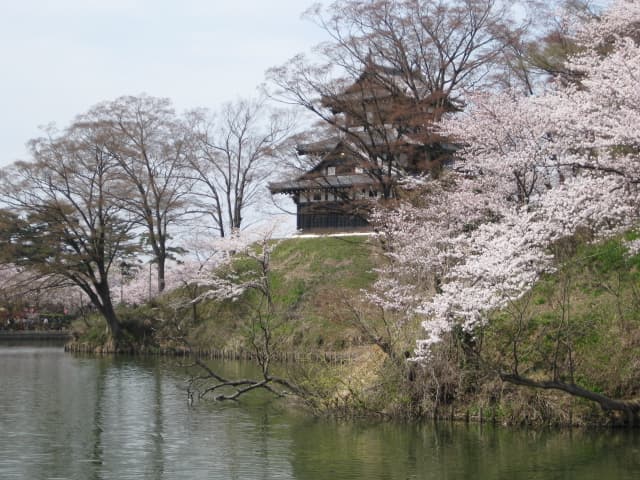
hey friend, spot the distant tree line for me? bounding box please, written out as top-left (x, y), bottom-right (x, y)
top-left (0, 94), bottom-right (294, 345)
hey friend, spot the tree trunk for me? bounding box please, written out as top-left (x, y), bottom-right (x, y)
top-left (157, 254), bottom-right (166, 293)
top-left (501, 373), bottom-right (640, 420)
top-left (101, 303), bottom-right (123, 347)
top-left (93, 282), bottom-right (124, 348)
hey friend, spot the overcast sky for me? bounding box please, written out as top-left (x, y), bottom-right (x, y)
top-left (0, 0), bottom-right (328, 167)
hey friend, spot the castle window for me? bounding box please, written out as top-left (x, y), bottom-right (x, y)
top-left (327, 166), bottom-right (336, 176)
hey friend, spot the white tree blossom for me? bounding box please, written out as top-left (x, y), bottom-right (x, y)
top-left (370, 0), bottom-right (640, 359)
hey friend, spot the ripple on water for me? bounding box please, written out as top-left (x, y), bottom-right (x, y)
top-left (1, 346), bottom-right (640, 479)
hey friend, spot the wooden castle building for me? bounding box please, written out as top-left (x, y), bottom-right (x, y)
top-left (269, 62), bottom-right (456, 232)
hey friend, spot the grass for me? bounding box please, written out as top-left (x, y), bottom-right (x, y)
top-left (184, 235), bottom-right (382, 352)
top-left (481, 233), bottom-right (640, 423)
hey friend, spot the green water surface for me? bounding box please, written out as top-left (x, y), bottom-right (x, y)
top-left (0, 343), bottom-right (638, 479)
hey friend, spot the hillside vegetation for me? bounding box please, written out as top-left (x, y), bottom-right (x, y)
top-left (72, 232), bottom-right (640, 425)
top-left (186, 235), bottom-right (381, 353)
top-left (413, 232), bottom-right (640, 426)
top-left (73, 235), bottom-right (383, 354)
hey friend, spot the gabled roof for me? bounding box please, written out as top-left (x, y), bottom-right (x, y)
top-left (323, 61), bottom-right (462, 116)
top-left (344, 63), bottom-right (407, 94)
top-left (296, 138), bottom-right (342, 156)
top-left (270, 139), bottom-right (374, 195)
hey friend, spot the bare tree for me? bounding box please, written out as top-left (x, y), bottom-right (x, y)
top-left (185, 97), bottom-right (295, 237)
top-left (79, 95), bottom-right (194, 293)
top-left (267, 0), bottom-right (519, 198)
top-left (171, 231), bottom-right (305, 402)
top-left (492, 1), bottom-right (612, 94)
top-left (0, 124), bottom-right (137, 346)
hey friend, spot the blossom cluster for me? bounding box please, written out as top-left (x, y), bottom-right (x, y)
top-left (371, 0), bottom-right (640, 360)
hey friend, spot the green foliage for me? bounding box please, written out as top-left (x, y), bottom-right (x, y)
top-left (67, 230), bottom-right (640, 423)
top-left (271, 236), bottom-right (377, 289)
top-left (581, 239), bottom-right (628, 274)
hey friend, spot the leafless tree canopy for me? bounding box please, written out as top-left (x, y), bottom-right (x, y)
top-left (0, 94), bottom-right (296, 343)
top-left (0, 123), bottom-right (138, 342)
top-left (76, 95), bottom-right (194, 293)
top-left (185, 97), bottom-right (296, 237)
top-left (267, 0), bottom-right (522, 198)
top-left (495, 0), bottom-right (608, 93)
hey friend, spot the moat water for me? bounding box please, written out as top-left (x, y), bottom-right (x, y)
top-left (1, 342), bottom-right (639, 479)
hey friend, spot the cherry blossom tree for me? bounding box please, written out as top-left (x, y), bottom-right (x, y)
top-left (151, 227), bottom-right (306, 402)
top-left (0, 264), bottom-right (87, 310)
top-left (115, 232), bottom-right (250, 307)
top-left (372, 0), bottom-right (640, 416)
top-left (0, 264), bottom-right (51, 323)
top-left (411, 0), bottom-right (640, 338)
top-left (267, 0), bottom-right (523, 200)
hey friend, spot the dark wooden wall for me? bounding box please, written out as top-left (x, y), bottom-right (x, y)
top-left (297, 212), bottom-right (369, 230)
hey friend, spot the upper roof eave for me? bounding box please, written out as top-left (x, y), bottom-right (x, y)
top-left (269, 174), bottom-right (376, 194)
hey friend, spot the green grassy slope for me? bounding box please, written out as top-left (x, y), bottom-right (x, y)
top-left (187, 235), bottom-right (381, 352)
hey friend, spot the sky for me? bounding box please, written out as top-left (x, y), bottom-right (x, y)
top-left (0, 0), bottom-right (329, 167)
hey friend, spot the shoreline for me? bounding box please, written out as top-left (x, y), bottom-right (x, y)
top-left (0, 330), bottom-right (73, 341)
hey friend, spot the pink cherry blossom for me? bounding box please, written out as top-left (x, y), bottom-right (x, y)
top-left (369, 0), bottom-right (640, 360)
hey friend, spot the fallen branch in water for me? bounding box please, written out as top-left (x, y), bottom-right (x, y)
top-left (188, 355), bottom-right (305, 401)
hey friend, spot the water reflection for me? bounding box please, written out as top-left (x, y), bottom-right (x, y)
top-left (0, 344), bottom-right (639, 479)
top-left (287, 414), bottom-right (640, 480)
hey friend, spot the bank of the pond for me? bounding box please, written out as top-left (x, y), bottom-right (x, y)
top-left (64, 341), bottom-right (358, 364)
top-left (69, 234), bottom-right (640, 427)
top-left (0, 330), bottom-right (72, 341)
top-left (5, 344), bottom-right (640, 480)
